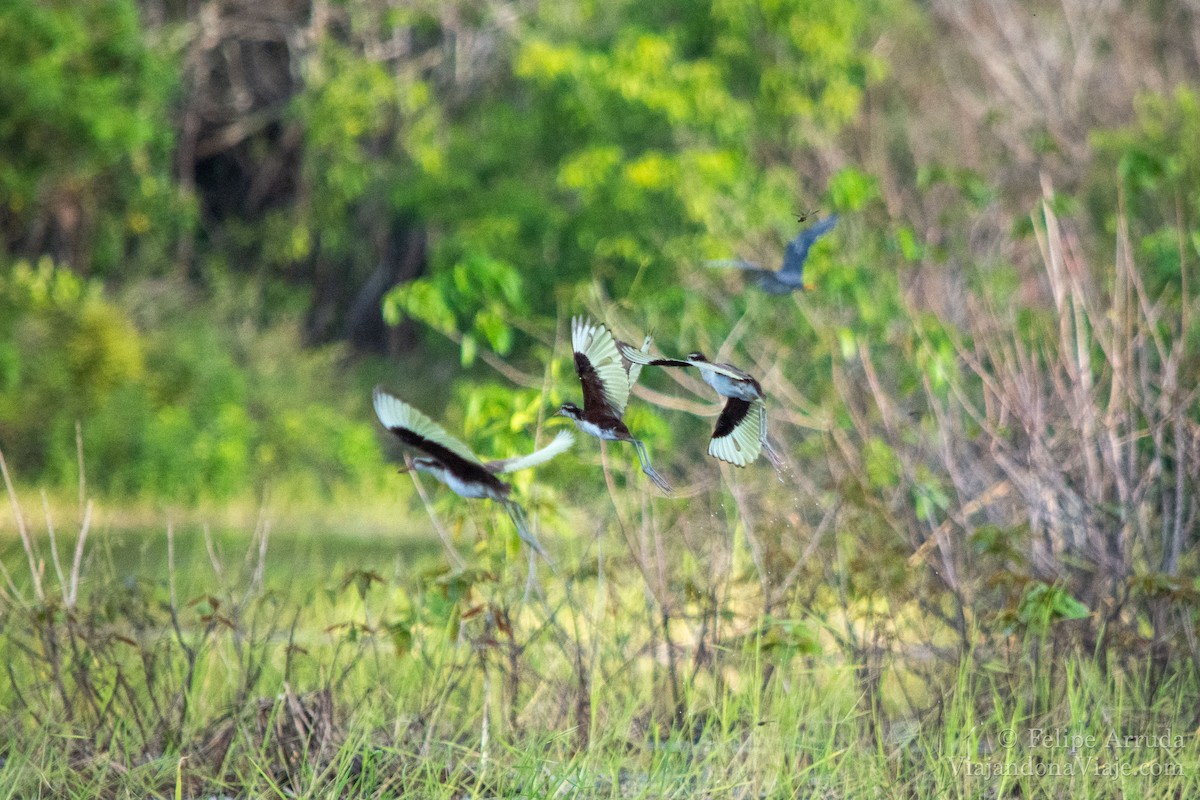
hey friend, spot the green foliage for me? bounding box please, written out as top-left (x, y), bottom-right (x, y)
top-left (383, 250), bottom-right (525, 365)
top-left (1092, 86), bottom-right (1200, 292)
top-left (0, 260), bottom-right (144, 477)
top-left (6, 521), bottom-right (1197, 797)
top-left (0, 260), bottom-right (383, 500)
top-left (862, 437), bottom-right (900, 489)
top-left (3, 9), bottom-right (1200, 796)
top-left (827, 165), bottom-right (881, 212)
top-left (1, 0), bottom-right (1194, 697)
top-left (970, 523), bottom-right (1024, 561)
top-left (757, 615), bottom-right (822, 658)
top-left (293, 40), bottom-right (425, 267)
top-left (916, 165), bottom-right (997, 210)
top-left (1014, 582), bottom-right (1090, 635)
top-left (375, 0), bottom-right (896, 471)
top-left (0, 0), bottom-right (190, 276)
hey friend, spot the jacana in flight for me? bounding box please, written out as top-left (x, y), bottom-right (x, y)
top-left (557, 316), bottom-right (671, 493)
top-left (373, 387), bottom-right (574, 555)
top-left (706, 214), bottom-right (839, 294)
top-left (617, 345), bottom-right (779, 468)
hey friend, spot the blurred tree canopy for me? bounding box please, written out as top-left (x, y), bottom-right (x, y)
top-left (0, 0), bottom-right (191, 275)
top-left (0, 0), bottom-right (1197, 528)
top-left (0, 0), bottom-right (900, 500)
top-left (383, 0), bottom-right (890, 354)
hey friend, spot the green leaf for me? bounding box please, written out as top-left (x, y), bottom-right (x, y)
top-left (1017, 583), bottom-right (1090, 634)
top-left (895, 226), bottom-right (923, 262)
top-left (474, 307), bottom-right (513, 355)
top-left (383, 279), bottom-right (457, 333)
top-left (863, 437), bottom-right (900, 489)
top-left (460, 334), bottom-right (477, 367)
top-left (827, 166), bottom-right (880, 211)
top-left (837, 328), bottom-right (857, 362)
top-left (388, 621), bottom-right (413, 658)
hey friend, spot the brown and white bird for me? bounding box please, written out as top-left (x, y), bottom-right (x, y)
top-left (556, 317), bottom-right (671, 493)
top-left (373, 387), bottom-right (573, 554)
top-left (617, 346), bottom-right (778, 468)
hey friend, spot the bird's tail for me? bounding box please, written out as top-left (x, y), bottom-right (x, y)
top-left (762, 437), bottom-right (784, 470)
top-left (489, 430), bottom-right (575, 474)
top-left (758, 417), bottom-right (787, 472)
top-left (758, 404), bottom-right (784, 470)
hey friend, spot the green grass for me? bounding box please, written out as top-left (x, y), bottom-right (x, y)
top-left (1, 516), bottom-right (1197, 799)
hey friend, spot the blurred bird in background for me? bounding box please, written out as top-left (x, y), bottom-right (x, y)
top-left (707, 214), bottom-right (839, 294)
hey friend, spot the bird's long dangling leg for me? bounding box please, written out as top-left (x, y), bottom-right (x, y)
top-left (503, 501), bottom-right (553, 602)
top-left (505, 501), bottom-right (550, 563)
top-left (762, 436), bottom-right (784, 470)
top-left (760, 410), bottom-right (784, 470)
top-left (631, 439), bottom-right (672, 494)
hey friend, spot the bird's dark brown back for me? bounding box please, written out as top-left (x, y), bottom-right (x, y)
top-left (388, 427), bottom-right (508, 492)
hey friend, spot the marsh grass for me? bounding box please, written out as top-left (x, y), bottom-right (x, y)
top-left (1, 481), bottom-right (1197, 798)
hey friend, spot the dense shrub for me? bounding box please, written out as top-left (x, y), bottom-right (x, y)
top-left (0, 260), bottom-right (384, 500)
top-left (0, 260), bottom-right (144, 479)
top-left (0, 0), bottom-right (191, 276)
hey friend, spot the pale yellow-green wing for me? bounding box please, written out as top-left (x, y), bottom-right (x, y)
top-left (572, 316), bottom-right (634, 416)
top-left (372, 387), bottom-right (482, 465)
top-left (623, 334), bottom-right (652, 391)
top-left (707, 398), bottom-right (765, 467)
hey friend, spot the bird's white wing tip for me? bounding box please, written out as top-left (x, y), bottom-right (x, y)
top-left (571, 315), bottom-right (594, 354)
top-left (372, 386), bottom-right (402, 427)
top-left (618, 341), bottom-right (654, 365)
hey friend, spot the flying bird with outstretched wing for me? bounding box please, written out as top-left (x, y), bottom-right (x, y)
top-left (618, 345), bottom-right (780, 468)
top-left (373, 387), bottom-right (573, 555)
top-left (707, 214), bottom-right (839, 295)
top-left (556, 317), bottom-right (671, 493)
